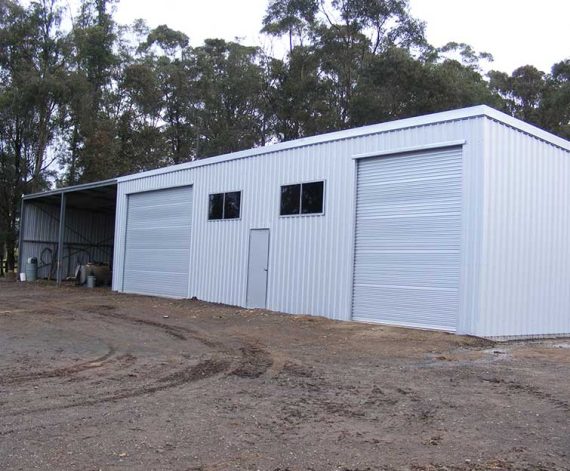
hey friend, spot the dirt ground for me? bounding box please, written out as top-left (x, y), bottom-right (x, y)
top-left (0, 282), bottom-right (569, 471)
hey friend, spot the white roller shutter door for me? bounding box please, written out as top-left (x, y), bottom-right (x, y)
top-left (352, 147), bottom-right (462, 331)
top-left (123, 186), bottom-right (193, 298)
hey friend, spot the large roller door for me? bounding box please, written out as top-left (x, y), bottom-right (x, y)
top-left (352, 147), bottom-right (462, 331)
top-left (123, 186), bottom-right (193, 297)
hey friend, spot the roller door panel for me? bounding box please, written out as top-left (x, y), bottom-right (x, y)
top-left (123, 186), bottom-right (193, 298)
top-left (352, 148), bottom-right (462, 331)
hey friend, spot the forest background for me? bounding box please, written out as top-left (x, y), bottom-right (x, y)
top-left (1, 0), bottom-right (568, 270)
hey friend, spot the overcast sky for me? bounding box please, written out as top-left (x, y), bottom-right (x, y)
top-left (108, 0), bottom-right (570, 74)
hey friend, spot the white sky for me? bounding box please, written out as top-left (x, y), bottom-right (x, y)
top-left (108, 0), bottom-right (569, 74)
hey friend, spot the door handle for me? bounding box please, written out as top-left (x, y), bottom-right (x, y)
top-left (263, 268), bottom-right (268, 272)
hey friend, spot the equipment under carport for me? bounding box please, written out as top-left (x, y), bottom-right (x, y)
top-left (18, 179), bottom-right (117, 286)
top-left (76, 263), bottom-right (112, 287)
top-left (25, 257), bottom-right (38, 282)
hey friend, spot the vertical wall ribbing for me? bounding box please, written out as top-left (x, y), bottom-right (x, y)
top-left (113, 117), bottom-right (485, 326)
top-left (478, 118), bottom-right (570, 337)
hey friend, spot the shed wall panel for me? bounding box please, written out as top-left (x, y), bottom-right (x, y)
top-left (478, 118), bottom-right (570, 337)
top-left (113, 117), bottom-right (485, 325)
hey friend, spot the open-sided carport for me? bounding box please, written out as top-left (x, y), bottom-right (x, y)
top-left (19, 180), bottom-right (117, 284)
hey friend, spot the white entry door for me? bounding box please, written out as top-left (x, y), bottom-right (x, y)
top-left (246, 229), bottom-right (270, 308)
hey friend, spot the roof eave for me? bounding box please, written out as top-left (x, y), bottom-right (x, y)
top-left (23, 178), bottom-right (117, 200)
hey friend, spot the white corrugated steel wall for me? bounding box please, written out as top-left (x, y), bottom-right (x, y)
top-left (477, 117), bottom-right (570, 338)
top-left (21, 202), bottom-right (115, 279)
top-left (113, 116), bottom-right (485, 324)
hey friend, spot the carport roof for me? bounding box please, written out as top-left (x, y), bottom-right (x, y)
top-left (23, 179), bottom-right (117, 212)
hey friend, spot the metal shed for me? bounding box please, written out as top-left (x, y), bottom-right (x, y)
top-left (19, 180), bottom-right (117, 284)
top-left (21, 106), bottom-right (570, 339)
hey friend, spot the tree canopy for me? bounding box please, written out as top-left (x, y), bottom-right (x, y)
top-left (0, 0), bottom-right (568, 270)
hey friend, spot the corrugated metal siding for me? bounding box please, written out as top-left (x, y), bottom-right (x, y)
top-left (123, 186), bottom-right (193, 297)
top-left (20, 202), bottom-right (114, 279)
top-left (352, 147), bottom-right (463, 330)
top-left (477, 118), bottom-right (570, 337)
top-left (113, 117), bottom-right (485, 324)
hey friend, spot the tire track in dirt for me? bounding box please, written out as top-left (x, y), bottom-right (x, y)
top-left (81, 306), bottom-right (223, 349)
top-left (0, 345), bottom-right (117, 386)
top-left (2, 341), bottom-right (277, 418)
top-left (1, 357), bottom-right (231, 418)
top-left (505, 381), bottom-right (570, 413)
top-left (480, 376), bottom-right (570, 413)
top-left (231, 343), bottom-right (273, 378)
top-left (83, 307), bottom-right (277, 377)
top-left (1, 304), bottom-right (277, 418)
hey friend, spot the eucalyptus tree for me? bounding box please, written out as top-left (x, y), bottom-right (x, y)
top-left (266, 46), bottom-right (337, 140)
top-left (191, 39), bottom-right (269, 157)
top-left (118, 55), bottom-right (166, 172)
top-left (0, 0), bottom-right (68, 270)
top-left (543, 60), bottom-right (570, 139)
top-left (489, 61), bottom-right (570, 139)
top-left (262, 0), bottom-right (319, 52)
top-left (138, 25), bottom-right (196, 165)
top-left (60, 0), bottom-right (120, 184)
top-left (489, 65), bottom-right (547, 126)
top-left (262, 0), bottom-right (428, 131)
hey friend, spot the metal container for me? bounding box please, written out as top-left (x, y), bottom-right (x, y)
top-left (86, 275), bottom-right (96, 288)
top-left (87, 264), bottom-right (112, 286)
top-left (25, 257), bottom-right (38, 282)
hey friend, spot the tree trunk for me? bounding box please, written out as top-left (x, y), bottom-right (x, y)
top-left (6, 234), bottom-right (16, 272)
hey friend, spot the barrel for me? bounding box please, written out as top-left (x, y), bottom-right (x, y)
top-left (25, 257), bottom-right (38, 282)
top-left (86, 275), bottom-right (96, 288)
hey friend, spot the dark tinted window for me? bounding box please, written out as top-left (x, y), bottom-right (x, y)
top-left (209, 191), bottom-right (241, 220)
top-left (301, 181), bottom-right (324, 214)
top-left (224, 191), bottom-right (241, 219)
top-left (280, 181), bottom-right (324, 216)
top-left (208, 193), bottom-right (224, 220)
top-left (280, 184), bottom-right (301, 215)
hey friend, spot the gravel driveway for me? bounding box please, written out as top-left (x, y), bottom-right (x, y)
top-left (1, 281), bottom-right (569, 470)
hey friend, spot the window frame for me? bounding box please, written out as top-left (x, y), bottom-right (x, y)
top-left (208, 190), bottom-right (242, 221)
top-left (279, 180), bottom-right (326, 217)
